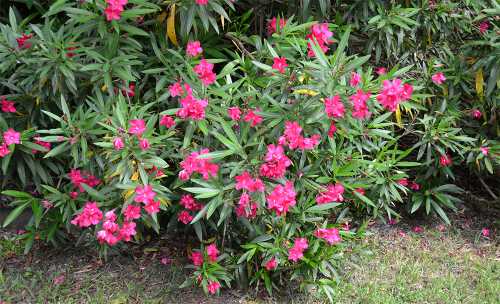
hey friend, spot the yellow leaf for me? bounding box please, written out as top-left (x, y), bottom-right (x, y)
top-left (123, 189), bottom-right (134, 200)
top-left (36, 96), bottom-right (41, 106)
top-left (443, 86), bottom-right (448, 97)
top-left (476, 68), bottom-right (484, 98)
top-left (293, 89), bottom-right (319, 96)
top-left (158, 197), bottom-right (171, 207)
top-left (101, 84), bottom-right (107, 92)
top-left (157, 11), bottom-right (167, 23)
top-left (220, 15), bottom-right (224, 30)
top-left (131, 171), bottom-right (139, 181)
top-left (167, 5), bottom-right (178, 46)
top-left (395, 105), bottom-right (402, 128)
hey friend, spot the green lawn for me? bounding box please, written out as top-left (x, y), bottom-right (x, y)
top-left (1, 224), bottom-right (498, 303)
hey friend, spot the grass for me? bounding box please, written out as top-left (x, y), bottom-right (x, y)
top-left (0, 223), bottom-right (498, 303)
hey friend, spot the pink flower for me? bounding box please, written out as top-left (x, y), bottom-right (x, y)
top-left (409, 182), bottom-right (420, 191)
top-left (376, 79), bottom-right (413, 112)
top-left (324, 95), bottom-right (345, 118)
top-left (178, 149), bottom-right (219, 180)
top-left (235, 171), bottom-right (265, 192)
top-left (388, 218), bottom-right (397, 225)
top-left (472, 109), bottom-right (482, 119)
top-left (16, 33), bottom-right (33, 49)
top-left (480, 147), bottom-right (489, 156)
top-left (0, 143), bottom-right (11, 158)
top-left (190, 251), bottom-right (204, 266)
top-left (138, 138), bottom-right (150, 150)
top-left (481, 228), bottom-right (490, 237)
top-left (272, 57), bottom-right (288, 74)
top-left (194, 59), bottom-right (216, 86)
top-left (113, 137), bottom-right (124, 150)
top-left (124, 205), bottom-right (141, 221)
top-left (306, 23), bottom-right (333, 57)
top-left (412, 226), bottom-right (424, 233)
top-left (350, 90), bottom-right (371, 119)
top-left (129, 119), bottom-right (146, 136)
top-left (265, 257), bottom-right (277, 271)
top-left (68, 169), bottom-right (101, 192)
top-left (178, 210), bottom-right (193, 224)
top-left (3, 129), bottom-right (20, 145)
top-left (119, 221), bottom-right (136, 241)
top-left (376, 67), bottom-right (387, 75)
top-left (398, 178), bottom-right (409, 186)
top-left (1, 97), bottom-right (16, 113)
top-left (71, 201), bottom-right (103, 228)
top-left (354, 188), bottom-right (366, 196)
top-left (195, 0), bottom-right (208, 5)
top-left (227, 107), bottom-right (242, 121)
top-left (207, 281), bottom-right (221, 294)
top-left (169, 81), bottom-right (184, 97)
top-left (97, 229), bottom-right (119, 245)
top-left (144, 200), bottom-right (160, 214)
top-left (235, 193), bottom-right (258, 219)
top-left (267, 181), bottom-right (296, 216)
top-left (160, 115), bottom-right (175, 128)
top-left (180, 194), bottom-right (203, 211)
top-left (279, 121), bottom-right (320, 151)
top-left (186, 41), bottom-right (203, 57)
top-left (267, 17), bottom-right (287, 35)
top-left (479, 21), bottom-right (489, 34)
top-left (134, 185), bottom-right (156, 204)
top-left (350, 72), bottom-right (361, 87)
top-left (259, 144), bottom-right (291, 179)
top-left (314, 228), bottom-right (341, 245)
top-left (288, 238), bottom-right (308, 262)
top-left (176, 94), bottom-right (208, 121)
top-left (243, 109), bottom-right (263, 127)
top-left (206, 244), bottom-right (219, 263)
top-left (32, 136), bottom-right (51, 154)
top-left (316, 183), bottom-right (344, 204)
top-left (70, 191), bottom-right (78, 199)
top-left (439, 153), bottom-right (452, 167)
top-left (121, 82), bottom-right (135, 97)
top-left (327, 122), bottom-right (337, 138)
top-left (431, 72), bottom-right (446, 85)
top-left (104, 0), bottom-right (128, 22)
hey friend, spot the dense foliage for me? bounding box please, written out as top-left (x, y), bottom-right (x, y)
top-left (0, 0), bottom-right (498, 300)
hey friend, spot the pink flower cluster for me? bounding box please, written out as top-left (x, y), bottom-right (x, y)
top-left (104, 0), bottom-right (128, 21)
top-left (190, 243), bottom-right (219, 267)
top-left (71, 202), bottom-right (103, 227)
top-left (97, 210), bottom-right (136, 245)
top-left (278, 121), bottom-right (320, 150)
top-left (324, 95), bottom-right (345, 118)
top-left (1, 97), bottom-right (16, 113)
top-left (397, 178), bottom-right (420, 190)
top-left (160, 115), bottom-right (175, 128)
top-left (267, 17), bottom-right (287, 35)
top-left (235, 171), bottom-right (264, 192)
top-left (194, 59), bottom-right (216, 86)
top-left (259, 144), bottom-right (291, 179)
top-left (288, 238), bottom-right (308, 262)
top-left (316, 183), bottom-right (345, 204)
top-left (16, 33), bottom-right (33, 49)
top-left (439, 153), bottom-right (452, 167)
top-left (68, 169), bottom-right (101, 192)
top-left (350, 90), bottom-right (371, 119)
top-left (267, 181), bottom-right (296, 216)
top-left (272, 57), bottom-right (287, 74)
top-left (179, 149), bottom-right (219, 180)
top-left (243, 108), bottom-right (263, 127)
top-left (171, 81), bottom-right (208, 121)
top-left (227, 107), bottom-right (241, 121)
top-left (376, 79), bottom-right (413, 112)
top-left (32, 136), bottom-right (51, 154)
top-left (431, 72), bottom-right (446, 85)
top-left (235, 192), bottom-right (258, 218)
top-left (306, 23), bottom-right (333, 57)
top-left (195, 0), bottom-right (208, 5)
top-left (134, 185), bottom-right (160, 215)
top-left (177, 194), bottom-right (203, 224)
top-left (0, 128), bottom-right (21, 158)
top-left (186, 41), bottom-right (203, 57)
top-left (314, 228), bottom-right (341, 245)
top-left (350, 72), bottom-right (361, 87)
top-left (265, 257), bottom-right (277, 271)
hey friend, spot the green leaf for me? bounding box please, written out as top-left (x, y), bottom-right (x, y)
top-left (306, 203), bottom-right (341, 213)
top-left (3, 203), bottom-right (29, 228)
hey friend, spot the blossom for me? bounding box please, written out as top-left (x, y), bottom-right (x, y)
top-left (190, 251), bottom-right (204, 266)
top-left (316, 183), bottom-right (345, 204)
top-left (481, 228), bottom-right (490, 237)
top-left (178, 149), bottom-right (219, 180)
top-left (354, 188), bottom-right (366, 196)
top-left (180, 194), bottom-right (203, 211)
top-left (97, 229), bottom-right (119, 245)
top-left (206, 244), bottom-right (219, 263)
top-left (267, 17), bottom-right (287, 35)
top-left (265, 257), bottom-right (277, 271)
top-left (327, 122), bottom-right (337, 138)
top-left (121, 82), bottom-right (135, 97)
top-left (431, 72), bottom-right (446, 85)
top-left (480, 147), bottom-right (489, 156)
top-left (350, 72), bottom-right (361, 87)
top-left (388, 218), bottom-right (397, 225)
top-left (160, 115), bottom-right (175, 128)
top-left (32, 136), bottom-right (51, 154)
top-left (124, 205), bottom-right (141, 221)
top-left (409, 182), bottom-right (420, 191)
top-left (207, 281), bottom-right (221, 294)
top-left (169, 81), bottom-right (184, 97)
top-left (479, 21), bottom-right (489, 34)
top-left (1, 97), bottom-right (16, 113)
top-left (186, 41), bottom-right (203, 57)
top-left (235, 171), bottom-right (264, 192)
top-left (119, 221), bottom-right (136, 241)
top-left (472, 109), bottom-right (482, 119)
top-left (70, 191), bottom-right (79, 199)
top-left (259, 144), bottom-right (291, 179)
top-left (350, 90), bottom-right (371, 119)
top-left (129, 119), bottom-right (146, 136)
top-left (267, 181), bottom-right (296, 216)
top-left (178, 210), bottom-right (193, 224)
top-left (144, 200), bottom-right (160, 214)
top-left (376, 67), bottom-right (387, 75)
top-left (412, 226), bottom-right (424, 233)
top-left (113, 137), bottom-right (124, 150)
top-left (104, 0), bottom-right (128, 22)
top-left (272, 57), bottom-right (288, 74)
top-left (243, 109), bottom-right (263, 127)
top-left (376, 79), bottom-right (413, 112)
top-left (194, 59), bottom-right (216, 86)
top-left (134, 185), bottom-right (157, 204)
top-left (235, 193), bottom-right (258, 219)
top-left (16, 33), bottom-right (33, 49)
top-left (288, 238), bottom-right (308, 262)
top-left (314, 228), bottom-right (341, 245)
top-left (176, 94), bottom-right (208, 121)
top-left (138, 138), bottom-right (150, 150)
top-left (306, 23), bottom-right (333, 57)
top-left (71, 201), bottom-right (103, 228)
top-left (227, 107), bottom-right (242, 121)
top-left (398, 178), bottom-right (409, 187)
top-left (324, 95), bottom-right (345, 118)
top-left (439, 153), bottom-right (452, 167)
top-left (68, 169), bottom-right (101, 192)
top-left (279, 121), bottom-right (320, 150)
top-left (66, 46), bottom-right (77, 58)
top-left (195, 0), bottom-right (208, 5)
top-left (3, 129), bottom-right (20, 145)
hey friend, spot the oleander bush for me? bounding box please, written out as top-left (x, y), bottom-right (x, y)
top-left (0, 0), bottom-right (498, 301)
